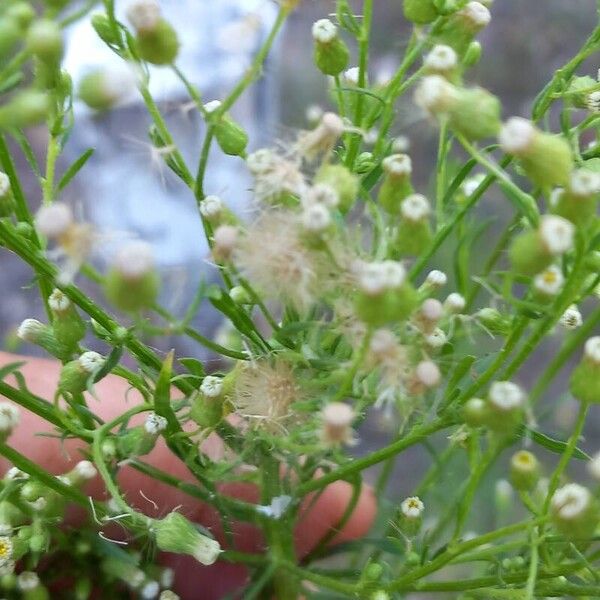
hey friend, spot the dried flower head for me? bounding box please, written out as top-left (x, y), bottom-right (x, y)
top-left (298, 112), bottom-right (345, 160)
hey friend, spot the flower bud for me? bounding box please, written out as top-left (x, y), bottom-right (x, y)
top-left (58, 351), bottom-right (104, 396)
top-left (314, 164), bottom-right (359, 214)
top-left (91, 13), bottom-right (121, 47)
top-left (399, 496), bottom-right (424, 537)
top-left (27, 20), bottom-right (63, 66)
top-left (509, 450), bottom-right (540, 491)
top-left (424, 45), bottom-right (459, 80)
top-left (204, 101), bottom-right (249, 157)
top-left (567, 75), bottom-right (597, 109)
top-left (61, 461), bottom-right (97, 487)
top-left (212, 225), bottom-right (238, 262)
top-left (393, 194), bottom-right (433, 256)
top-left (312, 19), bottom-right (349, 76)
top-left (105, 241), bottom-right (159, 312)
top-left (199, 195), bottom-right (225, 223)
top-left (154, 512), bottom-right (221, 565)
top-left (320, 402), bottom-right (356, 446)
top-left (551, 168), bottom-right (600, 226)
top-left (229, 285), bottom-right (252, 305)
top-left (0, 18), bottom-right (21, 60)
top-left (570, 337), bottom-right (600, 404)
top-left (377, 154), bottom-right (413, 214)
top-left (462, 397), bottom-right (489, 427)
top-left (0, 172), bottom-right (15, 217)
top-left (403, 0), bottom-right (438, 24)
top-left (486, 381), bottom-right (525, 433)
top-left (463, 41), bottom-right (482, 67)
top-left (135, 18), bottom-right (179, 65)
top-left (17, 319), bottom-right (72, 360)
top-left (116, 425), bottom-right (158, 458)
top-left (127, 0), bottom-right (161, 32)
top-left (0, 404), bottom-right (19, 442)
top-left (0, 90), bottom-right (50, 128)
top-left (437, 2), bottom-right (491, 56)
top-left (559, 304), bottom-right (582, 330)
top-left (49, 289), bottom-right (86, 349)
top-left (499, 118), bottom-right (573, 187)
top-left (78, 67), bottom-right (133, 112)
top-left (551, 483), bottom-right (599, 541)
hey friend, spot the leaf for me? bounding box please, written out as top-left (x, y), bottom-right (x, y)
top-left (520, 425), bottom-right (590, 461)
top-left (179, 357), bottom-right (205, 378)
top-left (154, 350), bottom-right (179, 431)
top-left (0, 72), bottom-right (23, 95)
top-left (57, 148), bottom-right (94, 192)
top-left (0, 362), bottom-right (25, 382)
top-left (11, 130), bottom-right (41, 178)
top-left (93, 345), bottom-right (123, 384)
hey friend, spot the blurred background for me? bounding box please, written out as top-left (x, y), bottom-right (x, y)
top-left (1, 0), bottom-right (600, 576)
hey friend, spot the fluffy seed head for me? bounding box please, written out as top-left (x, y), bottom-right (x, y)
top-left (498, 117), bottom-right (536, 155)
top-left (415, 360), bottom-right (441, 388)
top-left (321, 402), bottom-right (355, 445)
top-left (299, 112), bottom-right (345, 159)
top-left (35, 203), bottom-right (74, 239)
top-left (246, 149), bottom-right (277, 175)
top-left (200, 376), bottom-right (223, 398)
top-left (382, 154), bottom-right (412, 177)
top-left (312, 19), bottom-right (337, 44)
top-left (401, 194), bottom-right (431, 222)
top-left (560, 305), bottom-right (582, 330)
top-left (424, 45), bottom-right (458, 73)
top-left (539, 215), bottom-right (574, 256)
top-left (112, 241), bottom-right (155, 279)
top-left (302, 203), bottom-right (331, 233)
top-left (489, 381), bottom-right (524, 411)
top-left (145, 412), bottom-right (168, 435)
top-left (199, 195), bottom-right (224, 220)
top-left (584, 336), bottom-right (600, 364)
top-left (401, 496), bottom-right (424, 519)
top-left (303, 183), bottom-right (340, 209)
top-left (78, 351), bottom-right (104, 374)
top-left (551, 483), bottom-right (591, 520)
top-left (126, 0), bottom-right (161, 32)
top-left (533, 265), bottom-right (564, 296)
top-left (569, 169), bottom-right (600, 197)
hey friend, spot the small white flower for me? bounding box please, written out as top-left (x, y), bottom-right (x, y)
top-left (79, 351), bottom-right (105, 374)
top-left (0, 536), bottom-right (13, 567)
top-left (584, 336), bottom-right (600, 364)
top-left (533, 265), bottom-right (564, 296)
top-left (145, 412), bottom-right (168, 435)
top-left (424, 328), bottom-right (447, 349)
top-left (420, 298), bottom-right (444, 322)
top-left (73, 460), bottom-right (97, 481)
top-left (425, 270), bottom-right (447, 288)
top-left (414, 75), bottom-right (457, 114)
top-left (303, 183), bottom-right (339, 209)
top-left (18, 571), bottom-right (40, 591)
top-left (551, 483), bottom-right (591, 520)
top-left (401, 194), bottom-right (431, 222)
top-left (112, 241), bottom-right (155, 279)
top-left (312, 19), bottom-right (337, 44)
top-left (489, 381), bottom-right (524, 411)
top-left (126, 0), bottom-right (161, 31)
top-left (35, 203), bottom-right (74, 239)
top-left (444, 292), bottom-right (466, 314)
top-left (559, 305), bottom-right (583, 330)
top-left (302, 203), bottom-right (331, 233)
top-left (256, 494), bottom-right (292, 519)
top-left (424, 45), bottom-right (458, 73)
top-left (460, 2), bottom-right (491, 29)
top-left (0, 404), bottom-right (19, 434)
top-left (392, 135), bottom-right (410, 153)
top-left (401, 496), bottom-right (424, 520)
top-left (141, 580), bottom-right (160, 599)
top-left (342, 67), bottom-right (360, 86)
top-left (539, 215), bottom-right (575, 255)
top-left (0, 172), bottom-right (10, 198)
top-left (48, 289), bottom-right (72, 313)
top-left (199, 195), bottom-right (224, 220)
top-left (382, 154), bottom-right (412, 177)
top-left (16, 318), bottom-right (45, 343)
top-left (203, 100), bottom-right (222, 114)
top-left (357, 261), bottom-right (406, 295)
top-left (200, 376), bottom-right (223, 398)
top-left (569, 169), bottom-right (600, 197)
top-left (498, 117), bottom-right (536, 155)
top-left (588, 451), bottom-right (600, 481)
top-left (415, 360), bottom-right (441, 388)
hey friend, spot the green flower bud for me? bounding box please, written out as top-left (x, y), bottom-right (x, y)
top-left (436, 2), bottom-right (491, 56)
top-left (0, 572), bottom-right (17, 590)
top-left (204, 101), bottom-right (248, 157)
top-left (570, 337), bottom-right (600, 404)
top-left (393, 194), bottom-right (433, 256)
top-left (91, 13), bottom-right (121, 47)
top-left (399, 496), bottom-right (424, 537)
top-left (566, 75), bottom-right (597, 109)
top-left (448, 87), bottom-right (501, 140)
top-left (6, 4), bottom-right (36, 30)
top-left (485, 381), bottom-right (525, 434)
top-left (476, 307), bottom-right (511, 336)
top-left (551, 168), bottom-right (600, 226)
top-left (362, 562), bottom-right (384, 582)
top-left (104, 241), bottom-right (160, 312)
top-left (378, 154), bottom-right (413, 214)
top-left (462, 397), bottom-right (490, 427)
top-left (314, 163), bottom-right (360, 214)
top-left (0, 18), bottom-right (21, 59)
top-left (190, 393), bottom-right (223, 429)
top-left (229, 285), bottom-right (252, 305)
top-left (0, 172), bottom-right (15, 217)
top-left (154, 512), bottom-right (221, 565)
top-left (26, 20), bottom-right (63, 66)
top-left (58, 351), bottom-right (105, 396)
top-left (509, 450), bottom-right (540, 491)
top-left (312, 19), bottom-right (349, 76)
top-left (0, 90), bottom-right (50, 129)
top-left (355, 152), bottom-right (376, 174)
top-left (499, 118), bottom-right (574, 188)
top-left (117, 413), bottom-right (167, 458)
top-left (49, 289), bottom-right (86, 349)
top-left (101, 556), bottom-right (145, 588)
top-left (16, 318), bottom-right (72, 360)
top-left (463, 41), bottom-right (482, 67)
top-left (78, 68), bottom-right (129, 111)
top-left (550, 483), bottom-right (599, 541)
top-left (136, 19), bottom-right (179, 65)
top-left (403, 0), bottom-right (438, 24)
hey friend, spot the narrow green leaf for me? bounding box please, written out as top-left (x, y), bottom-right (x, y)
top-left (154, 350), bottom-right (178, 431)
top-left (520, 426), bottom-right (590, 460)
top-left (57, 148), bottom-right (95, 192)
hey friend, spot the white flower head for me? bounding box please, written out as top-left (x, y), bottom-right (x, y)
top-left (586, 90), bottom-right (600, 113)
top-left (588, 451), bottom-right (600, 481)
top-left (415, 360), bottom-right (441, 388)
top-left (342, 67), bottom-right (360, 86)
top-left (141, 580), bottom-right (160, 599)
top-left (302, 203), bottom-right (331, 233)
top-left (16, 318), bottom-right (45, 342)
top-left (498, 117), bottom-right (536, 155)
top-left (401, 194), bottom-right (431, 222)
top-left (35, 203), bottom-right (74, 239)
top-left (145, 412), bottom-right (168, 435)
top-left (126, 0), bottom-right (161, 32)
top-left (73, 460), bottom-right (97, 481)
top-left (113, 241), bottom-right (155, 279)
top-left (414, 75), bottom-right (457, 114)
top-left (0, 172), bottom-right (10, 198)
top-left (0, 403), bottom-right (19, 434)
top-left (5, 467), bottom-right (27, 481)
top-left (382, 154), bottom-right (412, 177)
top-left (18, 571), bottom-right (40, 591)
top-left (303, 183), bottom-right (339, 209)
top-left (0, 536), bottom-right (13, 567)
top-left (357, 263), bottom-right (389, 296)
top-left (539, 215), bottom-right (574, 256)
top-left (312, 19), bottom-right (337, 44)
top-left (559, 305), bottom-right (582, 330)
top-left (424, 45), bottom-right (458, 73)
top-left (160, 568), bottom-right (175, 589)
top-left (425, 328), bottom-right (447, 349)
top-left (489, 381), bottom-right (525, 411)
top-left (48, 289), bottom-right (72, 313)
top-left (584, 336), bottom-right (600, 364)
top-left (569, 169), bottom-right (600, 197)
top-left (203, 100), bottom-right (222, 114)
top-left (444, 292), bottom-right (466, 314)
top-left (199, 195), bottom-right (224, 220)
top-left (200, 375), bottom-right (223, 398)
top-left (420, 298), bottom-right (444, 322)
top-left (321, 402), bottom-right (356, 445)
top-left (159, 592), bottom-right (180, 600)
top-left (401, 496), bottom-right (424, 520)
top-left (533, 265), bottom-right (564, 296)
top-left (425, 270), bottom-right (447, 288)
top-left (459, 2), bottom-right (492, 30)
top-left (212, 225), bottom-right (239, 261)
top-left (551, 483), bottom-right (591, 520)
top-left (78, 351), bottom-right (104, 374)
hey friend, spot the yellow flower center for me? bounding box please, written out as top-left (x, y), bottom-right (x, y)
top-left (0, 537), bottom-right (12, 560)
